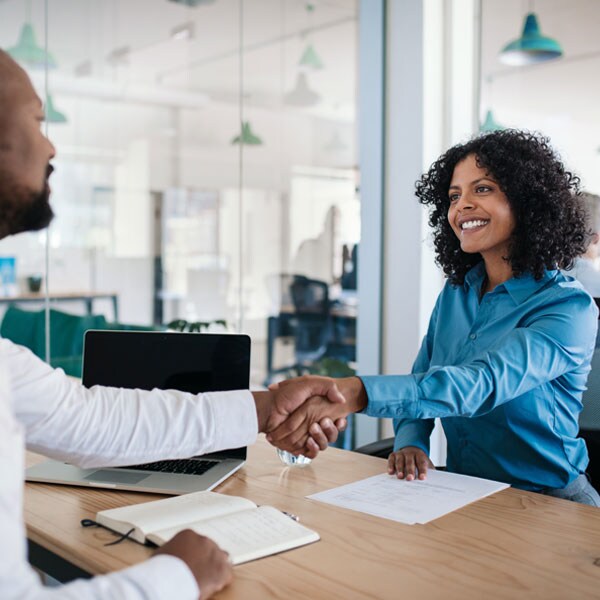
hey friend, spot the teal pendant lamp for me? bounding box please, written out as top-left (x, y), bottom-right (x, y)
top-left (284, 72), bottom-right (320, 106)
top-left (7, 23), bottom-right (57, 69)
top-left (231, 121), bottom-right (262, 146)
top-left (500, 13), bottom-right (562, 66)
top-left (299, 44), bottom-right (323, 70)
top-left (45, 95), bottom-right (67, 123)
top-left (480, 110), bottom-right (504, 133)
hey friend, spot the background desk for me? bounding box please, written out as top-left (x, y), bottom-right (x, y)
top-left (25, 439), bottom-right (600, 599)
top-left (0, 291), bottom-right (119, 321)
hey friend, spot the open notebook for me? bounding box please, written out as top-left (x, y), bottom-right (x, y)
top-left (94, 491), bottom-right (319, 565)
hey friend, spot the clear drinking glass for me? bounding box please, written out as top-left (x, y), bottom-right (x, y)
top-left (277, 449), bottom-right (312, 466)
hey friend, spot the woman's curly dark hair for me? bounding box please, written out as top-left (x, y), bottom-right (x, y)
top-left (416, 129), bottom-right (587, 284)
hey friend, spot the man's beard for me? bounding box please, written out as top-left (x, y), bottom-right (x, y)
top-left (0, 164), bottom-right (54, 236)
top-left (14, 183), bottom-right (54, 233)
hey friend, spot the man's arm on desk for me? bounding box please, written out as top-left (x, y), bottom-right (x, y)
top-left (1, 380), bottom-right (229, 600)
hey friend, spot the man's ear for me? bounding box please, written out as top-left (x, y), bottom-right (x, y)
top-left (591, 232), bottom-right (600, 246)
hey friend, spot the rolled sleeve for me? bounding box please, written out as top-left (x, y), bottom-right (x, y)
top-left (360, 375), bottom-right (420, 419)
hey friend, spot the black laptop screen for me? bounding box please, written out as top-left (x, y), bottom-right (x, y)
top-left (82, 330), bottom-right (250, 460)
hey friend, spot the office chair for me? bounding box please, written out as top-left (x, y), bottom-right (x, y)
top-left (289, 275), bottom-right (331, 364)
top-left (265, 275), bottom-right (332, 383)
top-left (353, 437), bottom-right (395, 458)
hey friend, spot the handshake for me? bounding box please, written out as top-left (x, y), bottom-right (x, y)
top-left (156, 375), bottom-right (369, 599)
top-left (253, 375), bottom-right (368, 459)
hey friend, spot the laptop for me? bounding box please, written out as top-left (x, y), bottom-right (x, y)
top-left (26, 330), bottom-right (251, 494)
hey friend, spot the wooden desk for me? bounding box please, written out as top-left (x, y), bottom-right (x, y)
top-left (25, 439), bottom-right (600, 599)
top-left (0, 291), bottom-right (119, 321)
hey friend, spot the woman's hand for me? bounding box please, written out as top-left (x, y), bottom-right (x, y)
top-left (387, 446), bottom-right (435, 481)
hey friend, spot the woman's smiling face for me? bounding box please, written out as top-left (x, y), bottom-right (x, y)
top-left (447, 154), bottom-right (516, 261)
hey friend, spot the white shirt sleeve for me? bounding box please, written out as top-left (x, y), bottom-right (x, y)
top-left (1, 337), bottom-right (258, 467)
top-left (0, 368), bottom-right (201, 600)
top-left (1, 334), bottom-right (262, 598)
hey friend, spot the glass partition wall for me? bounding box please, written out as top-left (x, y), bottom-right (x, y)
top-left (0, 0), bottom-right (359, 405)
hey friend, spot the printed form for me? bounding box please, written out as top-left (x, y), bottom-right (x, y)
top-left (307, 470), bottom-right (509, 524)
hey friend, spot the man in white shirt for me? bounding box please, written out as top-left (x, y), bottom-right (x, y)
top-left (0, 49), bottom-right (345, 600)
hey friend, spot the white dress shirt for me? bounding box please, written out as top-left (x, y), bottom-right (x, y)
top-left (0, 337), bottom-right (258, 600)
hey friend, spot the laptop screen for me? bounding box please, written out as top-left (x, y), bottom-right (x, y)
top-left (82, 330), bottom-right (250, 460)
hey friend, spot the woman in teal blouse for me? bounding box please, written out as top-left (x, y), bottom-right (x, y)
top-left (270, 130), bottom-right (600, 506)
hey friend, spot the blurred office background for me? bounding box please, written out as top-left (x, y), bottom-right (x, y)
top-left (0, 0), bottom-right (598, 455)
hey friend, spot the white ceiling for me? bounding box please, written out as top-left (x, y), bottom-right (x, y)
top-left (480, 0), bottom-right (600, 192)
top-left (0, 0), bottom-right (358, 121)
top-left (2, 0), bottom-right (598, 186)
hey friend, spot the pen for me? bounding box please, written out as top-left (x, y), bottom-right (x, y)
top-left (282, 511), bottom-right (300, 522)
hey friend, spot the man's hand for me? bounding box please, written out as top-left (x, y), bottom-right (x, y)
top-left (155, 530), bottom-right (232, 599)
top-left (255, 375), bottom-right (346, 432)
top-left (387, 446), bottom-right (435, 481)
top-left (252, 376), bottom-right (349, 459)
top-left (267, 376), bottom-right (368, 454)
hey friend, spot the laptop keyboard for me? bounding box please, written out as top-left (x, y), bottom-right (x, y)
top-left (117, 459), bottom-right (218, 476)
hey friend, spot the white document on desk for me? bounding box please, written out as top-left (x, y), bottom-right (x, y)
top-left (307, 471), bottom-right (509, 525)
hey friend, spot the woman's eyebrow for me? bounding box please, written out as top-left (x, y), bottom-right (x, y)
top-left (449, 176), bottom-right (497, 191)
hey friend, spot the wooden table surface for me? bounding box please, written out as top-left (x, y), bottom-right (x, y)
top-left (25, 438), bottom-right (600, 599)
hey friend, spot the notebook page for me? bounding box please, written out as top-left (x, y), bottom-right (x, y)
top-left (148, 506), bottom-right (319, 564)
top-left (97, 491), bottom-right (256, 539)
